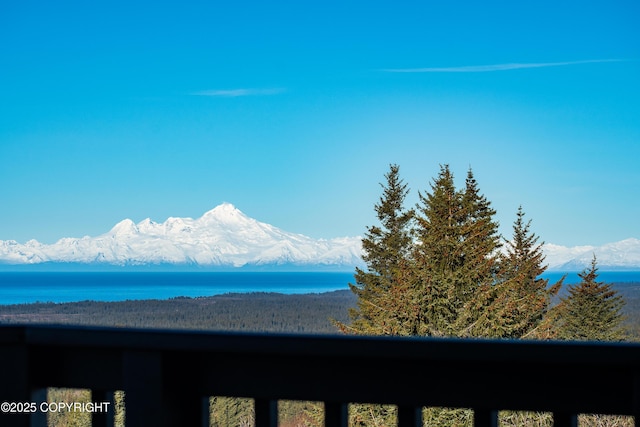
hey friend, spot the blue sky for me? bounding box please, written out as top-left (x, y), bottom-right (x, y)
top-left (1, 1), bottom-right (638, 246)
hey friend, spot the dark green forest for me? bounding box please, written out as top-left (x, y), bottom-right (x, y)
top-left (0, 290), bottom-right (356, 333)
top-left (1, 286), bottom-right (639, 337)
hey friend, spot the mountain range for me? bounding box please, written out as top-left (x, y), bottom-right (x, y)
top-left (0, 203), bottom-right (362, 270)
top-left (543, 238), bottom-right (640, 271)
top-left (0, 203), bottom-right (638, 271)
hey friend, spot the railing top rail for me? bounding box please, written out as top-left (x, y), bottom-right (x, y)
top-left (2, 324), bottom-right (640, 366)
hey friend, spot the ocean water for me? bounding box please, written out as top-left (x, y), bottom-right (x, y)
top-left (0, 272), bottom-right (355, 305)
top-left (0, 271), bottom-right (638, 306)
top-left (541, 271), bottom-right (640, 285)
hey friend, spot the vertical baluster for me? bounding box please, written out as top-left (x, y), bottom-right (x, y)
top-left (163, 372), bottom-right (207, 426)
top-left (553, 412), bottom-right (578, 427)
top-left (200, 396), bottom-right (211, 427)
top-left (633, 373), bottom-right (640, 427)
top-left (123, 350), bottom-right (164, 427)
top-left (255, 399), bottom-right (278, 427)
top-left (91, 390), bottom-right (113, 427)
top-left (29, 388), bottom-right (48, 427)
top-left (325, 402), bottom-right (348, 427)
top-left (397, 405), bottom-right (422, 427)
top-left (0, 344), bottom-right (30, 427)
top-left (473, 409), bottom-right (498, 427)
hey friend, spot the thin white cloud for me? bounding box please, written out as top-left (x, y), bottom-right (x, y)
top-left (383, 59), bottom-right (626, 73)
top-left (191, 88), bottom-right (286, 97)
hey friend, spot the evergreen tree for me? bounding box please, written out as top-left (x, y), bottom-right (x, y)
top-left (556, 256), bottom-right (626, 341)
top-left (489, 207), bottom-right (562, 339)
top-left (459, 168), bottom-right (501, 292)
top-left (454, 169), bottom-right (502, 336)
top-left (412, 164), bottom-right (463, 336)
top-left (338, 164), bottom-right (415, 335)
top-left (334, 164), bottom-right (415, 426)
top-left (413, 165), bottom-right (500, 337)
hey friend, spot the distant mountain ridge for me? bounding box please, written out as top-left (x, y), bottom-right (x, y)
top-left (0, 204), bottom-right (638, 271)
top-left (0, 203), bottom-right (363, 270)
top-left (543, 238), bottom-right (640, 271)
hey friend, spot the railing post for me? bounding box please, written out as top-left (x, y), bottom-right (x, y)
top-left (0, 344), bottom-right (30, 427)
top-left (398, 405), bottom-right (422, 427)
top-left (325, 402), bottom-right (348, 427)
top-left (553, 412), bottom-right (578, 427)
top-left (473, 409), bottom-right (498, 427)
top-left (255, 399), bottom-right (278, 427)
top-left (634, 373), bottom-right (640, 427)
top-left (123, 350), bottom-right (164, 427)
top-left (162, 371), bottom-right (208, 427)
top-left (29, 388), bottom-right (47, 427)
top-left (91, 390), bottom-right (114, 427)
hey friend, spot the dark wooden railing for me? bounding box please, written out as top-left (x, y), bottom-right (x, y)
top-left (1, 325), bottom-right (639, 427)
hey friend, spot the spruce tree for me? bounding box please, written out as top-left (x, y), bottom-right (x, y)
top-left (338, 164), bottom-right (415, 335)
top-left (490, 207), bottom-right (562, 339)
top-left (453, 169), bottom-right (502, 336)
top-left (413, 166), bottom-right (501, 337)
top-left (556, 256), bottom-right (626, 341)
top-left (459, 168), bottom-right (501, 292)
top-left (413, 164), bottom-right (464, 336)
top-left (335, 164), bottom-right (415, 427)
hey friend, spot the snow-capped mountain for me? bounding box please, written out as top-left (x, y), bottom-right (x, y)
top-left (543, 238), bottom-right (640, 271)
top-left (0, 203), bottom-right (638, 271)
top-left (0, 203), bottom-right (363, 270)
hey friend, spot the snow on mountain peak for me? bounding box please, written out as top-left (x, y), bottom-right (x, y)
top-left (0, 202), bottom-right (637, 271)
top-left (210, 202), bottom-right (240, 214)
top-left (108, 219), bottom-right (138, 236)
top-left (544, 238), bottom-right (640, 271)
top-left (200, 203), bottom-right (250, 224)
top-left (0, 203), bottom-right (364, 269)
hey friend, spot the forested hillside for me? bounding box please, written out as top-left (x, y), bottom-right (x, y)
top-left (1, 286), bottom-right (639, 337)
top-left (0, 290), bottom-right (357, 333)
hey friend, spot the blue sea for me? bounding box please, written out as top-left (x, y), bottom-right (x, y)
top-left (0, 272), bottom-right (356, 305)
top-left (0, 271), bottom-right (638, 306)
top-left (541, 271), bottom-right (640, 285)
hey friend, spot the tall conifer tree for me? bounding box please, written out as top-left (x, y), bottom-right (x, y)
top-left (335, 164), bottom-right (415, 427)
top-left (454, 169), bottom-right (502, 336)
top-left (491, 207), bottom-right (562, 338)
top-left (338, 164), bottom-right (414, 335)
top-left (556, 256), bottom-right (625, 341)
top-left (459, 169), bottom-right (501, 299)
top-left (413, 165), bottom-right (500, 337)
top-left (413, 164), bottom-right (464, 336)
